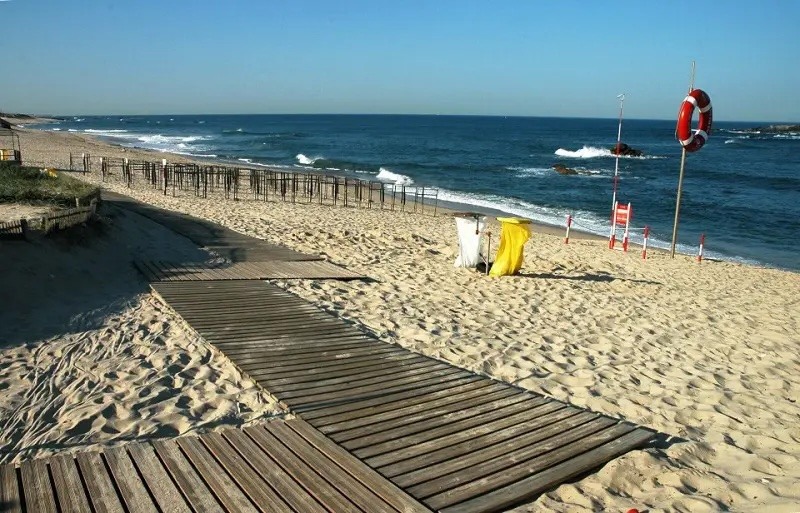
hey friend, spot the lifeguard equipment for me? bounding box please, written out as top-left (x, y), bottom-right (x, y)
top-left (676, 88), bottom-right (713, 153)
top-left (489, 217), bottom-right (531, 276)
top-left (698, 233), bottom-right (705, 263)
top-left (608, 201), bottom-right (631, 250)
top-left (453, 212), bottom-right (487, 268)
top-left (564, 214), bottom-right (572, 244)
top-left (642, 226), bottom-right (650, 259)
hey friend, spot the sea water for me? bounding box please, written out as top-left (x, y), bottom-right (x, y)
top-left (38, 115), bottom-right (800, 271)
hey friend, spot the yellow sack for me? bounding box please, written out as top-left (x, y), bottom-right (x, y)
top-left (489, 217), bottom-right (532, 276)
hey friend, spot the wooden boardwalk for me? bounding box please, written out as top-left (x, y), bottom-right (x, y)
top-left (152, 280), bottom-right (656, 513)
top-left (134, 260), bottom-right (366, 282)
top-left (0, 417), bottom-right (429, 513)
top-left (88, 191), bottom-right (656, 511)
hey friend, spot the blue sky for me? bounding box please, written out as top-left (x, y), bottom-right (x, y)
top-left (1, 0), bottom-right (798, 121)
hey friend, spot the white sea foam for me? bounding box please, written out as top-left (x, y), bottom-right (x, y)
top-left (67, 129), bottom-right (77, 132)
top-left (238, 158), bottom-right (253, 163)
top-left (725, 139), bottom-right (736, 144)
top-left (296, 153), bottom-right (320, 165)
top-left (555, 146), bottom-right (611, 158)
top-left (507, 166), bottom-right (550, 178)
top-left (51, 128), bottom-right (61, 131)
top-left (84, 129), bottom-right (129, 134)
top-left (376, 167), bottom-right (414, 185)
top-left (555, 145), bottom-right (664, 159)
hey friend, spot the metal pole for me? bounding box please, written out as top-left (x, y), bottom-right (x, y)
top-left (671, 61), bottom-right (696, 258)
top-left (610, 93), bottom-right (625, 218)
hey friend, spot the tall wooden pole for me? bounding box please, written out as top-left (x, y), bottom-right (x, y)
top-left (670, 62), bottom-right (696, 258)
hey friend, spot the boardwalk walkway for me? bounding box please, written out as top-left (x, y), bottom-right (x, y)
top-left (1, 192), bottom-right (656, 512)
top-left (152, 280), bottom-right (655, 513)
top-left (0, 417), bottom-right (429, 513)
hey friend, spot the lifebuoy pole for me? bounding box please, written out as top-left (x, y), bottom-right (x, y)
top-left (698, 233), bottom-right (705, 262)
top-left (642, 225), bottom-right (650, 259)
top-left (565, 214), bottom-right (572, 244)
top-left (610, 94), bottom-right (625, 221)
top-left (671, 62), bottom-right (695, 258)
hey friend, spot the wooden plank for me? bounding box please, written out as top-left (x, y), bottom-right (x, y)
top-left (221, 429), bottom-right (328, 513)
top-left (437, 428), bottom-right (655, 513)
top-left (151, 439), bottom-right (225, 513)
top-left (199, 432), bottom-right (292, 512)
top-left (0, 464), bottom-right (22, 513)
top-left (279, 366), bottom-right (467, 404)
top-left (381, 408), bottom-right (592, 479)
top-left (223, 340), bottom-right (391, 362)
top-left (319, 382), bottom-right (514, 434)
top-left (267, 359), bottom-right (443, 393)
top-left (331, 387), bottom-right (522, 443)
top-left (245, 350), bottom-right (422, 378)
top-left (75, 451), bottom-right (126, 513)
top-left (339, 392), bottom-right (539, 451)
top-left (175, 436), bottom-right (259, 513)
top-left (300, 375), bottom-right (483, 420)
top-left (364, 399), bottom-right (565, 465)
top-left (294, 370), bottom-right (475, 411)
top-left (402, 416), bottom-right (619, 495)
top-left (190, 313), bottom-right (347, 332)
top-left (217, 338), bottom-right (376, 357)
top-left (286, 419), bottom-right (431, 513)
top-left (19, 459), bottom-right (57, 513)
top-left (266, 421), bottom-right (397, 513)
top-left (170, 306), bottom-right (326, 322)
top-left (225, 339), bottom-right (395, 362)
top-left (312, 378), bottom-right (497, 427)
top-left (126, 443), bottom-right (192, 513)
top-left (104, 446), bottom-right (159, 513)
top-left (187, 317), bottom-right (345, 335)
top-left (49, 453), bottom-right (92, 513)
top-left (212, 334), bottom-right (373, 351)
top-left (243, 425), bottom-right (361, 513)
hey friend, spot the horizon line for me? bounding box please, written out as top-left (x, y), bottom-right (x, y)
top-left (12, 112), bottom-right (795, 125)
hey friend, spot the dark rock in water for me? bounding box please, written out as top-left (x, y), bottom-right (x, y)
top-left (611, 143), bottom-right (644, 157)
top-left (553, 164), bottom-right (578, 175)
top-left (749, 124), bottom-right (800, 133)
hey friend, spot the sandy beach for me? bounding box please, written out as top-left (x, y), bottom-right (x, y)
top-left (2, 126), bottom-right (799, 512)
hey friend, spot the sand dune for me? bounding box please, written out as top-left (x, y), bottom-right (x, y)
top-left (0, 201), bottom-right (283, 464)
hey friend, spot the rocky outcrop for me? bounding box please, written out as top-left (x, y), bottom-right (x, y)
top-left (611, 143), bottom-right (643, 157)
top-left (553, 164), bottom-right (578, 175)
top-left (750, 124), bottom-right (800, 133)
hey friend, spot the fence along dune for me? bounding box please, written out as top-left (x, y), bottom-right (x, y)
top-left (81, 154), bottom-right (440, 215)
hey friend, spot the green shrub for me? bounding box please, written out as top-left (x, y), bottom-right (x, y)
top-left (0, 162), bottom-right (98, 205)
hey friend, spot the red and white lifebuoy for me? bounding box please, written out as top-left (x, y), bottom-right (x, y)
top-left (676, 89), bottom-right (713, 152)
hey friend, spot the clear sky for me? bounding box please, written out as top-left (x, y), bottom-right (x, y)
top-left (1, 0), bottom-right (798, 121)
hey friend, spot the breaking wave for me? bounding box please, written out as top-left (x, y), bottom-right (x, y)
top-left (376, 167), bottom-right (414, 185)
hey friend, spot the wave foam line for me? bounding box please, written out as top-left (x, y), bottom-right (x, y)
top-left (296, 153), bottom-right (320, 165)
top-left (376, 167), bottom-right (414, 185)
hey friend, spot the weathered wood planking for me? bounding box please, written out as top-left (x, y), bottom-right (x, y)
top-left (0, 418), bottom-right (430, 513)
top-left (152, 280), bottom-right (656, 512)
top-left (134, 259), bottom-right (365, 281)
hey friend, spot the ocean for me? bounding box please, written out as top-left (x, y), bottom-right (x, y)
top-left (38, 114), bottom-right (799, 271)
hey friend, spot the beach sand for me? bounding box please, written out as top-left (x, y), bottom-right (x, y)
top-left (3, 127), bottom-right (800, 512)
